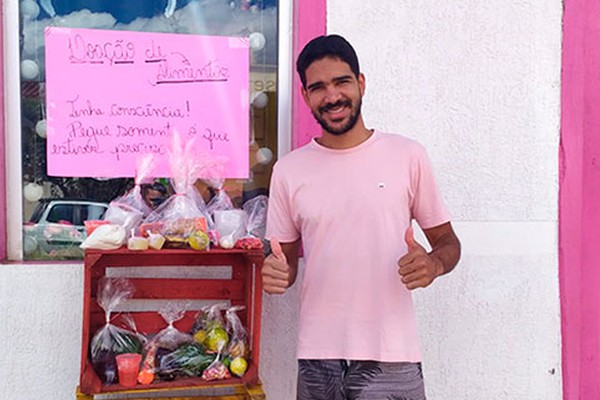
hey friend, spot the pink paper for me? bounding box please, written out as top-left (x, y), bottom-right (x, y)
top-left (44, 27), bottom-right (249, 178)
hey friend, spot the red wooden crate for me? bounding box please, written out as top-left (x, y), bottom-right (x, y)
top-left (79, 248), bottom-right (264, 395)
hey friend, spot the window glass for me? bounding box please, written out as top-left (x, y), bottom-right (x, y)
top-left (46, 204), bottom-right (73, 224)
top-left (19, 0), bottom-right (279, 260)
top-left (84, 204), bottom-right (108, 221)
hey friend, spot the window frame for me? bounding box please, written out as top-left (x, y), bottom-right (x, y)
top-left (2, 0), bottom-right (295, 261)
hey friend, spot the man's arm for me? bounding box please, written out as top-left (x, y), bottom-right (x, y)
top-left (423, 222), bottom-right (461, 277)
top-left (397, 222), bottom-right (461, 289)
top-left (262, 238), bottom-right (302, 294)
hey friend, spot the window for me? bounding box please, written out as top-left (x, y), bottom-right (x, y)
top-left (6, 0), bottom-right (292, 260)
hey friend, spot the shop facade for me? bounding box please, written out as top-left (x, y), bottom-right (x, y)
top-left (1, 0), bottom-right (598, 399)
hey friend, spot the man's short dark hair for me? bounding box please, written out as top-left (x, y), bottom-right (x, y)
top-left (296, 34), bottom-right (360, 88)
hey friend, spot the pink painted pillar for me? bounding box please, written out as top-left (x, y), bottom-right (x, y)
top-left (560, 1), bottom-right (600, 399)
top-left (292, 0), bottom-right (326, 149)
top-left (0, 0), bottom-right (6, 261)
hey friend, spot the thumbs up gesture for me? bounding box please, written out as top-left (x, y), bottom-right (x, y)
top-left (262, 238), bottom-right (292, 294)
top-left (397, 226), bottom-right (442, 290)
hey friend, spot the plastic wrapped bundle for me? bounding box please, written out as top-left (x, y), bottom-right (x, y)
top-left (103, 154), bottom-right (156, 232)
top-left (235, 195), bottom-right (268, 249)
top-left (140, 134), bottom-right (210, 246)
top-left (90, 278), bottom-right (143, 384)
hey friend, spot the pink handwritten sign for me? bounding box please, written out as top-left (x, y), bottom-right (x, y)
top-left (44, 27), bottom-right (249, 178)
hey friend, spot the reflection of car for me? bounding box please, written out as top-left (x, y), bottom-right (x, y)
top-left (23, 199), bottom-right (109, 258)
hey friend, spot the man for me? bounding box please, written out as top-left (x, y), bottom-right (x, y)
top-left (263, 34), bottom-right (461, 400)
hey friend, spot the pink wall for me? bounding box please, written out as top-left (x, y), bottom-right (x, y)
top-left (0, 3), bottom-right (6, 261)
top-left (560, 1), bottom-right (600, 399)
top-left (292, 0), bottom-right (326, 149)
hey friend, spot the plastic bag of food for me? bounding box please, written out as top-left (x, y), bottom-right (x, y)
top-left (137, 301), bottom-right (195, 386)
top-left (201, 341), bottom-right (231, 381)
top-left (191, 303), bottom-right (229, 352)
top-left (200, 156), bottom-right (234, 218)
top-left (90, 278), bottom-right (143, 384)
top-left (140, 134), bottom-right (210, 246)
top-left (214, 210), bottom-right (247, 249)
top-left (225, 306), bottom-right (249, 360)
top-left (235, 195), bottom-right (268, 249)
top-left (103, 154), bottom-right (156, 232)
top-left (80, 224), bottom-right (126, 250)
top-left (153, 302), bottom-right (194, 351)
top-left (158, 342), bottom-right (216, 378)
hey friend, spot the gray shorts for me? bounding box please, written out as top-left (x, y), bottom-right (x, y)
top-left (297, 359), bottom-right (426, 400)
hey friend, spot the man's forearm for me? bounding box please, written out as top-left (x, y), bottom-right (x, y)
top-left (429, 232), bottom-right (461, 276)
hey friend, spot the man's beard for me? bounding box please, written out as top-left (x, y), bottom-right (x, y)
top-left (312, 97), bottom-right (362, 136)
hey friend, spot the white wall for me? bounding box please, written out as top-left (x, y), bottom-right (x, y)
top-left (0, 1), bottom-right (563, 399)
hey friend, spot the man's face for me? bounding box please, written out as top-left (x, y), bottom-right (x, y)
top-left (302, 57), bottom-right (365, 136)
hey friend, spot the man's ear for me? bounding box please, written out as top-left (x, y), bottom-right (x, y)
top-left (301, 86), bottom-right (310, 106)
top-left (358, 73), bottom-right (366, 96)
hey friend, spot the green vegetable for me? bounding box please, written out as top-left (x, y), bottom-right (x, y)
top-left (159, 343), bottom-right (216, 377)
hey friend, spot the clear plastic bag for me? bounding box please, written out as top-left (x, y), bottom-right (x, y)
top-left (140, 134), bottom-right (210, 246)
top-left (157, 342), bottom-right (216, 378)
top-left (214, 210), bottom-right (247, 249)
top-left (225, 306), bottom-right (249, 360)
top-left (191, 303), bottom-right (229, 352)
top-left (200, 156), bottom-right (234, 220)
top-left (153, 302), bottom-right (194, 351)
top-left (103, 154), bottom-right (156, 232)
top-left (201, 341), bottom-right (231, 381)
top-left (80, 224), bottom-right (126, 250)
top-left (90, 278), bottom-right (143, 384)
top-left (235, 195), bottom-right (268, 249)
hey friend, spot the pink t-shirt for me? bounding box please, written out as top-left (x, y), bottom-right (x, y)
top-left (266, 131), bottom-right (451, 361)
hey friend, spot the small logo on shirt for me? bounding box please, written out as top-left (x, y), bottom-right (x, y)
top-left (378, 182), bottom-right (385, 188)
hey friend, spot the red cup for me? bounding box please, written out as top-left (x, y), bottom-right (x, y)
top-left (115, 353), bottom-right (142, 387)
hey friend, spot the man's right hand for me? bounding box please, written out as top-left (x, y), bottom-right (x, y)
top-left (262, 238), bottom-right (291, 294)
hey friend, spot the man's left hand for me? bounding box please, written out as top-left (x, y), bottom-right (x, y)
top-left (397, 226), bottom-right (443, 290)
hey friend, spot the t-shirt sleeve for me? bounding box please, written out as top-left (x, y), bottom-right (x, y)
top-left (410, 143), bottom-right (452, 229)
top-left (265, 162), bottom-right (301, 243)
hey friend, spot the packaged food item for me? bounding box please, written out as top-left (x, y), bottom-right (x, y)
top-left (80, 224), bottom-right (126, 250)
top-left (103, 154), bottom-right (156, 232)
top-left (225, 306), bottom-right (249, 360)
top-left (214, 210), bottom-right (247, 249)
top-left (200, 156), bottom-right (234, 222)
top-left (140, 134), bottom-right (210, 247)
top-left (235, 195), bottom-right (268, 249)
top-left (153, 302), bottom-right (194, 351)
top-left (147, 232), bottom-right (165, 250)
top-left (158, 342), bottom-right (216, 378)
top-left (127, 230), bottom-right (149, 250)
top-left (191, 303), bottom-right (229, 352)
top-left (201, 342), bottom-right (231, 381)
top-left (90, 278), bottom-right (143, 384)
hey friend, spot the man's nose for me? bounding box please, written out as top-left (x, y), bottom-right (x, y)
top-left (323, 85), bottom-right (342, 103)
